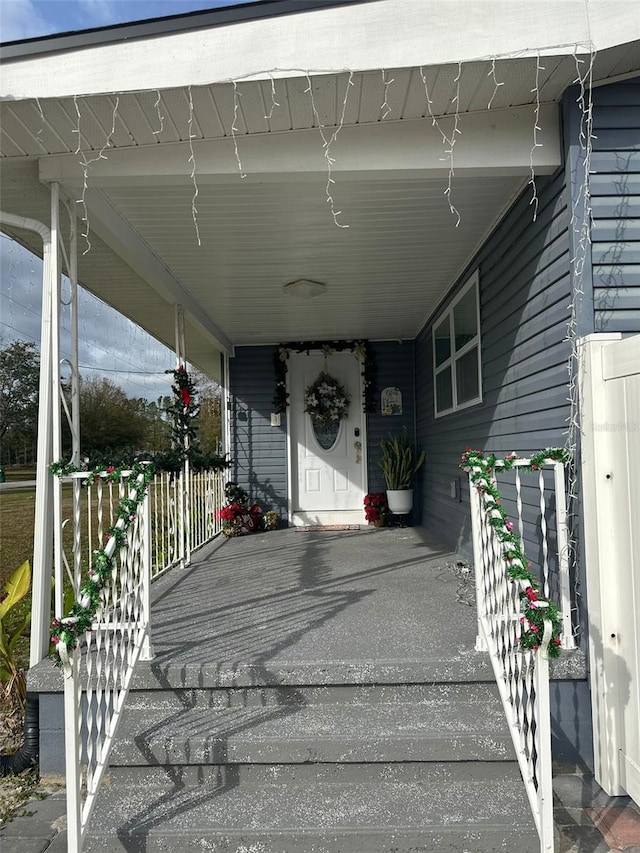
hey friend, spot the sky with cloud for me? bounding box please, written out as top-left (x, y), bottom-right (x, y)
top-left (0, 0), bottom-right (243, 397)
top-left (0, 0), bottom-right (245, 41)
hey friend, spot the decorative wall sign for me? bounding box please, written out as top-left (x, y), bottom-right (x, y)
top-left (381, 386), bottom-right (402, 416)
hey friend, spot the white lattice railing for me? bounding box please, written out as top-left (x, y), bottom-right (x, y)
top-left (58, 469), bottom-right (154, 852)
top-left (469, 457), bottom-right (574, 853)
top-left (55, 466), bottom-right (225, 852)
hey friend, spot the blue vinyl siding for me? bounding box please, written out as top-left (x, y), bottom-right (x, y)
top-left (366, 340), bottom-right (416, 494)
top-left (415, 169), bottom-right (571, 565)
top-left (590, 78), bottom-right (640, 333)
top-left (229, 346), bottom-right (288, 519)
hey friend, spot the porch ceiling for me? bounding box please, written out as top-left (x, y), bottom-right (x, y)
top-left (1, 17), bottom-right (640, 367)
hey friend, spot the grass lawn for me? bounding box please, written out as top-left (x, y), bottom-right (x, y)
top-left (2, 466), bottom-right (36, 482)
top-left (1, 488), bottom-right (37, 672)
top-left (0, 484), bottom-right (86, 670)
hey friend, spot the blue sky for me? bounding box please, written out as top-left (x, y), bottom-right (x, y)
top-left (0, 0), bottom-right (250, 41)
top-left (1, 1), bottom-right (247, 395)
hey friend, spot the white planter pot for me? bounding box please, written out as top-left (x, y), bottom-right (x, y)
top-left (386, 489), bottom-right (413, 514)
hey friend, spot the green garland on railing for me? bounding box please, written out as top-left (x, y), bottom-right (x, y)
top-left (459, 447), bottom-right (570, 659)
top-left (48, 460), bottom-right (155, 662)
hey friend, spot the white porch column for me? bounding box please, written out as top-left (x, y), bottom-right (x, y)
top-left (0, 209), bottom-right (55, 667)
top-left (174, 304), bottom-right (190, 567)
top-left (50, 184), bottom-right (65, 620)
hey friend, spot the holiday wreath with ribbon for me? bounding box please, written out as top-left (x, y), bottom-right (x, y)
top-left (304, 371), bottom-right (350, 426)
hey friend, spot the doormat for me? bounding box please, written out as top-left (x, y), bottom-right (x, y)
top-left (296, 525), bottom-right (362, 532)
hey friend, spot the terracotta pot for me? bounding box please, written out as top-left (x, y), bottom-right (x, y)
top-left (373, 515), bottom-right (387, 528)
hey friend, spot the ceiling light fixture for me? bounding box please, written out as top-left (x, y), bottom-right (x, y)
top-left (282, 279), bottom-right (327, 299)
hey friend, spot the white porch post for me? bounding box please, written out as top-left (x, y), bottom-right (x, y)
top-left (223, 351), bottom-right (231, 459)
top-left (469, 477), bottom-right (488, 652)
top-left (50, 183), bottom-right (65, 620)
top-left (175, 304), bottom-right (190, 567)
top-left (0, 209), bottom-right (55, 667)
top-left (65, 199), bottom-right (81, 466)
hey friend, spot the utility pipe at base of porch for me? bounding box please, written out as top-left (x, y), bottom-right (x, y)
top-left (0, 209), bottom-right (55, 668)
top-left (0, 695), bottom-right (39, 777)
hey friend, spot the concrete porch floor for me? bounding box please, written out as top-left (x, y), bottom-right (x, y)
top-left (143, 525), bottom-right (484, 680)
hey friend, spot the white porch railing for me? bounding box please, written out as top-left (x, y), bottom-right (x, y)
top-left (56, 465), bottom-right (225, 852)
top-left (57, 468), bottom-right (154, 852)
top-left (144, 467), bottom-right (226, 578)
top-left (469, 457), bottom-right (574, 853)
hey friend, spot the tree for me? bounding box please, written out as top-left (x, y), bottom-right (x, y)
top-left (0, 341), bottom-right (39, 464)
top-left (75, 376), bottom-right (151, 457)
top-left (191, 370), bottom-right (222, 453)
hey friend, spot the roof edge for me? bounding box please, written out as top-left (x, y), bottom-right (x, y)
top-left (0, 0), bottom-right (374, 61)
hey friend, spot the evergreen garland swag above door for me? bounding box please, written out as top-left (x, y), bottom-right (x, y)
top-left (272, 340), bottom-right (376, 415)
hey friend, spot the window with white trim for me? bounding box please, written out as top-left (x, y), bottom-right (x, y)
top-left (432, 271), bottom-right (482, 417)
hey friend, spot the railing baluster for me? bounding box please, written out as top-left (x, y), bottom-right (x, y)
top-left (539, 470), bottom-right (550, 599)
top-left (515, 467), bottom-right (524, 550)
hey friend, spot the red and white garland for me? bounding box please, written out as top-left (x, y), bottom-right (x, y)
top-left (459, 447), bottom-right (570, 658)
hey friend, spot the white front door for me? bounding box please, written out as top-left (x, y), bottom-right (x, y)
top-left (289, 351), bottom-right (365, 526)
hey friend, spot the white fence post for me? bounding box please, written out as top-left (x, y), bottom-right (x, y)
top-left (140, 486), bottom-right (154, 663)
top-left (536, 625), bottom-right (555, 853)
top-left (470, 483), bottom-right (488, 652)
top-left (62, 648), bottom-right (82, 853)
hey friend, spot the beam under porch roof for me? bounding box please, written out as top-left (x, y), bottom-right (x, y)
top-left (38, 106), bottom-right (561, 187)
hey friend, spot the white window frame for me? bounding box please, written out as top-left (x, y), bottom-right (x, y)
top-left (432, 270), bottom-right (482, 418)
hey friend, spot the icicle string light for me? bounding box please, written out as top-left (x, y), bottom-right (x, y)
top-left (563, 44), bottom-right (596, 639)
top-left (264, 74), bottom-right (280, 120)
top-left (419, 64), bottom-right (461, 226)
top-left (380, 69), bottom-right (394, 119)
top-left (152, 90), bottom-right (165, 137)
top-left (85, 95), bottom-right (120, 167)
top-left (72, 94), bottom-right (92, 255)
top-left (187, 85), bottom-right (202, 246)
top-left (34, 96), bottom-right (46, 144)
top-left (528, 54), bottom-right (545, 221)
top-left (443, 62), bottom-right (462, 227)
top-left (73, 95), bottom-right (120, 255)
top-left (44, 48), bottom-right (597, 250)
top-left (305, 70), bottom-right (354, 228)
top-left (487, 58), bottom-right (504, 110)
top-left (231, 81), bottom-right (247, 179)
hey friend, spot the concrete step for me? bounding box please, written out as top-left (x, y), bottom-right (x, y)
top-left (129, 654), bottom-right (496, 689)
top-left (124, 682), bottom-right (501, 709)
top-left (110, 683), bottom-right (514, 765)
top-left (84, 762), bottom-right (539, 852)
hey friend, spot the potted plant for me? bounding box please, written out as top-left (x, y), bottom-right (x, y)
top-left (378, 427), bottom-right (426, 514)
top-left (364, 491), bottom-right (388, 527)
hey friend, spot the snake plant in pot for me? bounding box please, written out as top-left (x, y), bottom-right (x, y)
top-left (379, 427), bottom-right (426, 514)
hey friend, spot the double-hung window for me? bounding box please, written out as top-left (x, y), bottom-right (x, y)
top-left (432, 271), bottom-right (482, 417)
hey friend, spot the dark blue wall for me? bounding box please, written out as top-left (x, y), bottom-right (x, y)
top-left (229, 346), bottom-right (288, 519)
top-left (366, 340), bottom-right (416, 494)
top-left (590, 77), bottom-right (640, 333)
top-left (415, 169), bottom-right (572, 563)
